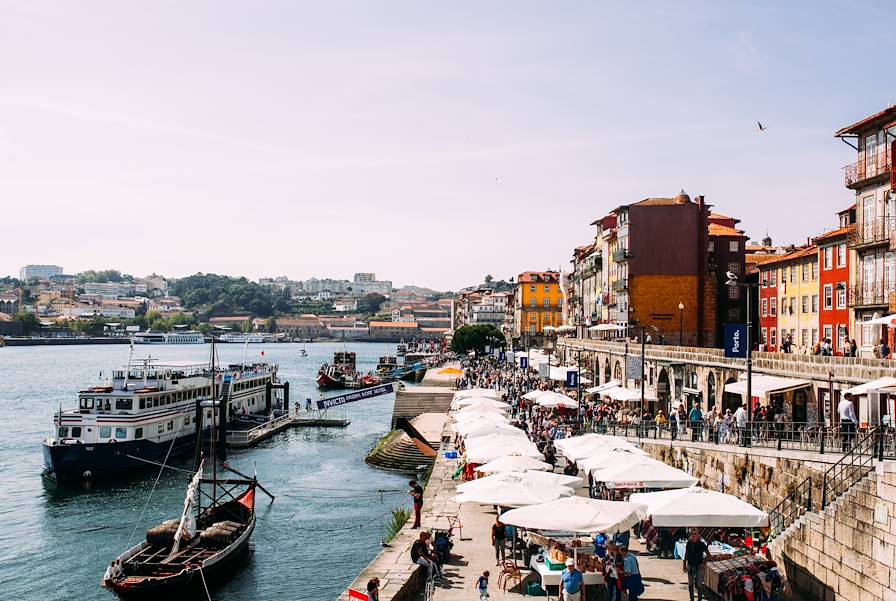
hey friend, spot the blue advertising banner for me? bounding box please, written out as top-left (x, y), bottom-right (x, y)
top-left (499, 351), bottom-right (507, 362)
top-left (317, 383), bottom-right (397, 410)
top-left (519, 356), bottom-right (529, 369)
top-left (724, 323), bottom-right (748, 358)
top-left (566, 370), bottom-right (579, 388)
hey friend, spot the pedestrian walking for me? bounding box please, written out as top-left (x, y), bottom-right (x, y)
top-left (620, 544), bottom-right (644, 601)
top-left (683, 529), bottom-right (711, 601)
top-left (408, 480), bottom-right (424, 528)
top-left (560, 558), bottom-right (584, 601)
top-left (475, 570), bottom-right (489, 600)
top-left (491, 516), bottom-right (507, 564)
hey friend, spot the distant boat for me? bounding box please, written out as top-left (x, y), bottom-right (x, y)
top-left (218, 333), bottom-right (268, 343)
top-left (132, 331), bottom-right (205, 344)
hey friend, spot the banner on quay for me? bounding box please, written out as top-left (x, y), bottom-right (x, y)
top-left (317, 383), bottom-right (397, 410)
top-left (724, 323), bottom-right (748, 358)
top-left (565, 370), bottom-right (579, 388)
top-left (519, 356), bottom-right (528, 369)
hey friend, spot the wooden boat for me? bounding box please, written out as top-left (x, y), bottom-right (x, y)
top-left (102, 466), bottom-right (257, 599)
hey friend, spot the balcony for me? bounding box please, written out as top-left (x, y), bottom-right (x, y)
top-left (612, 249), bottom-right (629, 263)
top-left (844, 148), bottom-right (893, 189)
top-left (612, 278), bottom-right (628, 292)
top-left (849, 283), bottom-right (893, 308)
top-left (848, 217), bottom-right (896, 249)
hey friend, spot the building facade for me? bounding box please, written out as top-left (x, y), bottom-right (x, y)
top-left (513, 271), bottom-right (563, 343)
top-left (19, 265), bottom-right (63, 281)
top-left (816, 225), bottom-right (852, 352)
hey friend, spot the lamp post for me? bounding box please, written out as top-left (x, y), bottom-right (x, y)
top-left (726, 271), bottom-right (758, 447)
top-left (678, 302), bottom-right (685, 346)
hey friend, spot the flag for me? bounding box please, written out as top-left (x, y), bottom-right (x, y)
top-left (171, 460), bottom-right (203, 555)
top-left (260, 350), bottom-right (265, 357)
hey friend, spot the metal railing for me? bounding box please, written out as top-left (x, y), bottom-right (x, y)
top-left (589, 419), bottom-right (887, 456)
top-left (612, 249), bottom-right (629, 262)
top-left (844, 148), bottom-right (892, 188)
top-left (294, 408), bottom-right (347, 422)
top-left (226, 413), bottom-right (293, 445)
top-left (849, 282), bottom-right (894, 307)
top-left (848, 216), bottom-right (896, 248)
top-left (612, 279), bottom-right (628, 292)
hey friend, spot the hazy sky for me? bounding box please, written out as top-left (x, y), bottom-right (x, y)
top-left (2, 1), bottom-right (893, 290)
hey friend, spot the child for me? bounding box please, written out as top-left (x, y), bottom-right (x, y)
top-left (476, 570), bottom-right (489, 600)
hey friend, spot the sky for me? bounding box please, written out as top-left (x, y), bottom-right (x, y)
top-left (2, 0), bottom-right (894, 290)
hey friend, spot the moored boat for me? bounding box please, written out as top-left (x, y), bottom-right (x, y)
top-left (316, 352), bottom-right (357, 389)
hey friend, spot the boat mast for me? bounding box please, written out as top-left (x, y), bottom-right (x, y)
top-left (210, 339), bottom-right (216, 502)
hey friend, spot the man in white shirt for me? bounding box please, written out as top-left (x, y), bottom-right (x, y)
top-left (733, 404), bottom-right (748, 442)
top-left (838, 393), bottom-right (858, 451)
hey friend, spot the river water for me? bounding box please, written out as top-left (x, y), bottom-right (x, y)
top-left (0, 342), bottom-right (412, 601)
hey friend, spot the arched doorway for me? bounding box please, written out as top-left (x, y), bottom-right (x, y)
top-left (722, 376), bottom-right (741, 413)
top-left (604, 359), bottom-right (612, 383)
top-left (657, 369), bottom-right (671, 413)
top-left (707, 372), bottom-right (717, 409)
top-left (613, 360), bottom-right (622, 381)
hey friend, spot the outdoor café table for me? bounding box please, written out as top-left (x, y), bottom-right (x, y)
top-left (529, 556), bottom-right (604, 598)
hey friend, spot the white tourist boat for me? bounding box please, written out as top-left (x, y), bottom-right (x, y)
top-left (132, 331), bottom-right (205, 344)
top-left (42, 357), bottom-right (279, 481)
top-left (218, 333), bottom-right (269, 343)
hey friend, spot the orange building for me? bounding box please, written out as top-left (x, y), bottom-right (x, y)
top-left (514, 271), bottom-right (564, 341)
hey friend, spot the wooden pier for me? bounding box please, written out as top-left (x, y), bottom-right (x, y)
top-left (226, 410), bottom-right (350, 448)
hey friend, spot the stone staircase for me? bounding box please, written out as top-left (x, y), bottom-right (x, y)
top-left (365, 429), bottom-right (436, 473)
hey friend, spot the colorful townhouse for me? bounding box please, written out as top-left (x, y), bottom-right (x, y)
top-left (759, 259), bottom-right (779, 350)
top-left (759, 246), bottom-right (819, 352)
top-left (513, 271), bottom-right (564, 344)
top-left (835, 107), bottom-right (896, 354)
top-left (816, 222), bottom-right (854, 352)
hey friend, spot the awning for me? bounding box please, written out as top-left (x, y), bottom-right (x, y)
top-left (588, 323), bottom-right (628, 332)
top-left (604, 386), bottom-right (658, 402)
top-left (723, 375), bottom-right (811, 400)
top-left (843, 377), bottom-right (896, 396)
top-left (865, 314), bottom-right (896, 326)
top-left (586, 379), bottom-right (621, 394)
top-left (629, 487), bottom-right (769, 528)
top-left (548, 366), bottom-right (592, 384)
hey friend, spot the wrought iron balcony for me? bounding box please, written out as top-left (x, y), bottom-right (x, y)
top-left (849, 283), bottom-right (893, 308)
top-left (848, 217), bottom-right (896, 248)
top-left (612, 249), bottom-right (629, 263)
top-left (612, 278), bottom-right (628, 292)
top-left (844, 148), bottom-right (892, 189)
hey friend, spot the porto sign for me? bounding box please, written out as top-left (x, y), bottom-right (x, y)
top-left (724, 323), bottom-right (748, 358)
top-left (565, 370), bottom-right (579, 388)
top-left (317, 383), bottom-right (397, 410)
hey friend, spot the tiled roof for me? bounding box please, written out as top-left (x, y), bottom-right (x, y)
top-left (835, 106), bottom-right (896, 137)
top-left (756, 246), bottom-right (817, 267)
top-left (813, 224), bottom-right (854, 243)
top-left (631, 197), bottom-right (677, 206)
top-left (518, 271), bottom-right (559, 283)
top-left (708, 223), bottom-right (746, 237)
top-left (369, 321), bottom-right (418, 328)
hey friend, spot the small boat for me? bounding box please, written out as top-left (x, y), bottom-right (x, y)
top-left (376, 356), bottom-right (399, 373)
top-left (316, 352), bottom-right (357, 389)
top-left (396, 340), bottom-right (407, 356)
top-left (300, 349), bottom-right (308, 357)
top-left (102, 462), bottom-right (258, 600)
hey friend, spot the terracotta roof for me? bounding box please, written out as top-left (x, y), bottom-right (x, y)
top-left (756, 245), bottom-right (817, 268)
top-left (835, 106), bottom-right (896, 137)
top-left (813, 224), bottom-right (855, 243)
top-left (709, 211), bottom-right (733, 220)
top-left (708, 223), bottom-right (746, 238)
top-left (518, 271), bottom-right (559, 283)
top-left (631, 197), bottom-right (677, 207)
top-left (369, 321), bottom-right (418, 328)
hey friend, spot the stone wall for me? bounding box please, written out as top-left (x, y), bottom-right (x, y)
top-left (769, 462), bottom-right (896, 601)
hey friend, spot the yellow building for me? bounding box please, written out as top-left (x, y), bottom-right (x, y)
top-left (514, 271), bottom-right (564, 339)
top-left (767, 246), bottom-right (820, 352)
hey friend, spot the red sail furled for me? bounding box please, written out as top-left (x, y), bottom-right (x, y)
top-left (238, 487), bottom-right (255, 512)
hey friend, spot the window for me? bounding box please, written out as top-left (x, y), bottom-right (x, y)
top-left (529, 324), bottom-right (536, 334)
top-left (801, 329), bottom-right (808, 346)
top-left (116, 398), bottom-right (133, 411)
top-left (79, 397), bottom-right (94, 410)
top-left (836, 284), bottom-right (846, 309)
top-left (771, 270), bottom-right (777, 286)
top-left (837, 244), bottom-right (846, 268)
top-left (762, 274), bottom-right (768, 287)
top-left (707, 240), bottom-right (715, 252)
top-left (58, 427), bottom-right (69, 438)
top-left (543, 298), bottom-right (550, 308)
top-left (790, 265), bottom-right (796, 283)
top-left (115, 427), bottom-right (127, 439)
top-left (135, 427), bottom-right (143, 439)
top-left (729, 240), bottom-right (740, 252)
top-left (167, 420), bottom-right (174, 431)
top-left (71, 426), bottom-right (81, 438)
top-left (529, 299), bottom-right (536, 308)
top-left (823, 285), bottom-right (833, 310)
top-left (99, 426), bottom-right (112, 439)
top-left (158, 423), bottom-right (165, 434)
top-left (811, 328), bottom-right (818, 344)
top-left (771, 328), bottom-right (777, 346)
top-left (761, 298), bottom-right (768, 316)
top-left (557, 298), bottom-right (563, 308)
top-left (823, 247), bottom-right (833, 270)
top-left (824, 325), bottom-right (833, 341)
top-left (543, 284), bottom-right (550, 293)
top-left (801, 296), bottom-right (809, 313)
top-left (812, 261), bottom-right (818, 280)
top-left (838, 325), bottom-right (848, 348)
top-left (529, 285), bottom-right (536, 293)
top-left (529, 313), bottom-right (536, 322)
top-left (727, 308), bottom-right (740, 322)
top-left (139, 399), bottom-right (145, 410)
top-left (762, 328), bottom-right (768, 344)
top-left (811, 295), bottom-right (818, 313)
top-left (727, 262), bottom-right (740, 275)
top-left (770, 298), bottom-right (777, 316)
top-left (801, 264), bottom-right (809, 282)
top-left (789, 297), bottom-right (796, 313)
top-left (728, 285), bottom-right (740, 299)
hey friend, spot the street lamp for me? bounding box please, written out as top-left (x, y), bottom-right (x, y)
top-left (678, 302), bottom-right (685, 346)
top-left (726, 271), bottom-right (758, 447)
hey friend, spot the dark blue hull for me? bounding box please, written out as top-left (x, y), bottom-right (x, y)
top-left (43, 430), bottom-right (206, 481)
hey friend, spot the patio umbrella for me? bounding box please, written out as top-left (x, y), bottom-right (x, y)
top-left (629, 487), bottom-right (769, 528)
top-left (451, 473), bottom-right (574, 508)
top-left (535, 390), bottom-right (579, 409)
top-left (463, 423), bottom-right (529, 440)
top-left (590, 456), bottom-right (698, 490)
top-left (522, 389), bottom-right (548, 401)
top-left (450, 396), bottom-right (511, 410)
top-left (554, 434), bottom-right (629, 455)
top-left (453, 387), bottom-right (503, 401)
top-left (457, 470), bottom-right (581, 493)
top-left (578, 448), bottom-right (648, 474)
top-left (559, 437), bottom-right (640, 463)
top-left (452, 414), bottom-right (509, 435)
top-left (464, 437), bottom-right (544, 463)
top-left (475, 455), bottom-right (552, 474)
top-left (457, 400), bottom-right (509, 414)
top-left (499, 496), bottom-right (647, 534)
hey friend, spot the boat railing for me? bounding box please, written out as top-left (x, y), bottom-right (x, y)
top-left (226, 413), bottom-right (293, 445)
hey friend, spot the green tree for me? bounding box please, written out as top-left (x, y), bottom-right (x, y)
top-left (241, 318), bottom-right (253, 333)
top-left (265, 316), bottom-right (277, 333)
top-left (14, 311), bottom-right (40, 334)
top-left (450, 324), bottom-right (505, 355)
top-left (484, 274), bottom-right (493, 284)
top-left (361, 293), bottom-right (386, 314)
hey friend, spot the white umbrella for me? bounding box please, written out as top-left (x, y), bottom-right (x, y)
top-left (560, 437), bottom-right (640, 463)
top-left (554, 434), bottom-right (628, 454)
top-left (475, 455), bottom-right (552, 474)
top-left (465, 438), bottom-right (544, 464)
top-left (499, 496), bottom-right (647, 534)
top-left (463, 423), bottom-right (529, 440)
top-left (535, 390), bottom-right (579, 409)
top-left (522, 389), bottom-right (548, 401)
top-left (590, 456), bottom-right (698, 489)
top-left (451, 473), bottom-right (573, 507)
top-left (453, 387), bottom-right (503, 401)
top-left (452, 414), bottom-right (510, 435)
top-left (629, 487), bottom-right (769, 528)
top-left (578, 448), bottom-right (648, 473)
top-left (451, 396), bottom-right (511, 410)
top-left (457, 400), bottom-right (509, 414)
top-left (458, 470), bottom-right (581, 493)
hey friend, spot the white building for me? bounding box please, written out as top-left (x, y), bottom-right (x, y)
top-left (19, 265), bottom-right (63, 281)
top-left (333, 299), bottom-right (358, 312)
top-left (354, 272), bottom-right (376, 282)
top-left (82, 282), bottom-right (135, 299)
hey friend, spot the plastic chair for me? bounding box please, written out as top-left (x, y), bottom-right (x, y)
top-left (497, 560), bottom-right (522, 591)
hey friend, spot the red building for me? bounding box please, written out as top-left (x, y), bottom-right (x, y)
top-left (816, 223), bottom-right (854, 352)
top-left (758, 257), bottom-right (779, 351)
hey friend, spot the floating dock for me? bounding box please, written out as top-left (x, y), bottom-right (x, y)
top-left (226, 410), bottom-right (350, 448)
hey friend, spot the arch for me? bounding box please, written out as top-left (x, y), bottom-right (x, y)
top-left (604, 359), bottom-right (612, 383)
top-left (613, 360), bottom-right (622, 381)
top-left (706, 372), bottom-right (717, 409)
top-left (722, 375), bottom-right (741, 413)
